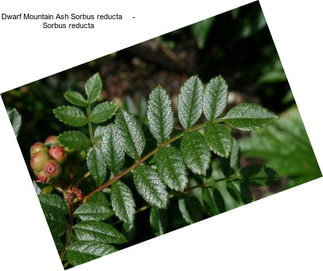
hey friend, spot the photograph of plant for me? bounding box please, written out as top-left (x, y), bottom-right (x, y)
top-left (2, 2), bottom-right (321, 269)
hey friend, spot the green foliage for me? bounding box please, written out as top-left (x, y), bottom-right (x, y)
top-left (7, 107), bottom-right (22, 137)
top-left (258, 59), bottom-right (287, 84)
top-left (202, 188), bottom-right (220, 216)
top-left (115, 110), bottom-right (146, 160)
top-left (203, 76), bottom-right (228, 121)
top-left (53, 105), bottom-right (88, 127)
top-left (240, 164), bottom-right (279, 186)
top-left (85, 73), bottom-right (102, 104)
top-left (58, 131), bottom-right (91, 151)
top-left (178, 75), bottom-right (204, 129)
top-left (223, 103), bottom-right (277, 130)
top-left (87, 146), bottom-right (106, 186)
top-left (178, 196), bottom-right (204, 224)
top-left (134, 165), bottom-right (168, 209)
top-left (111, 181), bottom-right (136, 225)
top-left (38, 194), bottom-right (68, 240)
top-left (91, 101), bottom-right (117, 124)
top-left (180, 131), bottom-right (211, 175)
top-left (155, 146), bottom-right (188, 192)
top-left (190, 17), bottom-right (215, 49)
top-left (45, 73), bottom-right (281, 267)
top-left (150, 207), bottom-right (168, 236)
top-left (239, 106), bottom-right (322, 186)
top-left (147, 85), bottom-right (174, 144)
top-left (101, 124), bottom-right (125, 173)
top-left (204, 124), bottom-right (232, 158)
top-left (94, 125), bottom-right (108, 139)
top-left (74, 192), bottom-right (114, 221)
top-left (39, 194), bottom-right (69, 215)
top-left (220, 138), bottom-right (240, 177)
top-left (64, 91), bottom-right (88, 107)
top-left (74, 221), bottom-right (127, 244)
top-left (66, 241), bottom-right (116, 266)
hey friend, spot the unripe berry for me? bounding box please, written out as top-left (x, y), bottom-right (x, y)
top-left (43, 160), bottom-right (61, 178)
top-left (34, 170), bottom-right (47, 183)
top-left (49, 145), bottom-right (67, 163)
top-left (30, 152), bottom-right (49, 171)
top-left (30, 142), bottom-right (48, 155)
top-left (45, 135), bottom-right (58, 146)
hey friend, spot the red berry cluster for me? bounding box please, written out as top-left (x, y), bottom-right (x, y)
top-left (30, 136), bottom-right (67, 183)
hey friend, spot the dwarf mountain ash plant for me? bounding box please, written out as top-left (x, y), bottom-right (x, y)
top-left (29, 73), bottom-right (278, 268)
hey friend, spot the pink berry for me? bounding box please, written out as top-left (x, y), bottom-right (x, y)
top-left (49, 145), bottom-right (67, 163)
top-left (43, 160), bottom-right (61, 178)
top-left (34, 170), bottom-right (47, 183)
top-left (30, 142), bottom-right (48, 155)
top-left (30, 152), bottom-right (49, 171)
top-left (45, 135), bottom-right (58, 146)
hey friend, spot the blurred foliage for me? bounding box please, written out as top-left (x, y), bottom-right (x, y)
top-left (190, 17), bottom-right (215, 49)
top-left (7, 108), bottom-right (21, 137)
top-left (239, 105), bottom-right (322, 186)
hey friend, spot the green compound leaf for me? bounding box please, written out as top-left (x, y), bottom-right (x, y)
top-left (180, 131), bottom-right (211, 175)
top-left (204, 124), bottom-right (233, 158)
top-left (134, 165), bottom-right (168, 208)
top-left (115, 110), bottom-right (145, 160)
top-left (74, 221), bottom-right (127, 244)
top-left (58, 130), bottom-right (91, 151)
top-left (38, 194), bottom-right (69, 237)
top-left (223, 103), bottom-right (277, 131)
top-left (7, 108), bottom-right (22, 137)
top-left (178, 196), bottom-right (204, 224)
top-left (91, 101), bottom-right (117, 124)
top-left (101, 124), bottom-right (125, 173)
top-left (150, 206), bottom-right (168, 236)
top-left (87, 146), bottom-right (107, 186)
top-left (64, 91), bottom-right (88, 107)
top-left (74, 192), bottom-right (114, 221)
top-left (66, 241), bottom-right (116, 267)
top-left (155, 146), bottom-right (188, 192)
top-left (53, 105), bottom-right (87, 127)
top-left (85, 73), bottom-right (102, 104)
top-left (203, 76), bottom-right (228, 120)
top-left (178, 75), bottom-right (204, 129)
top-left (147, 85), bottom-right (174, 144)
top-left (111, 181), bottom-right (136, 225)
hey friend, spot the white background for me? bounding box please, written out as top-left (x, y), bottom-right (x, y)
top-left (0, 0), bottom-right (322, 270)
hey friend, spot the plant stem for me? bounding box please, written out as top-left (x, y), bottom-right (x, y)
top-left (87, 105), bottom-right (94, 144)
top-left (60, 206), bottom-right (74, 261)
top-left (83, 119), bottom-right (223, 203)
